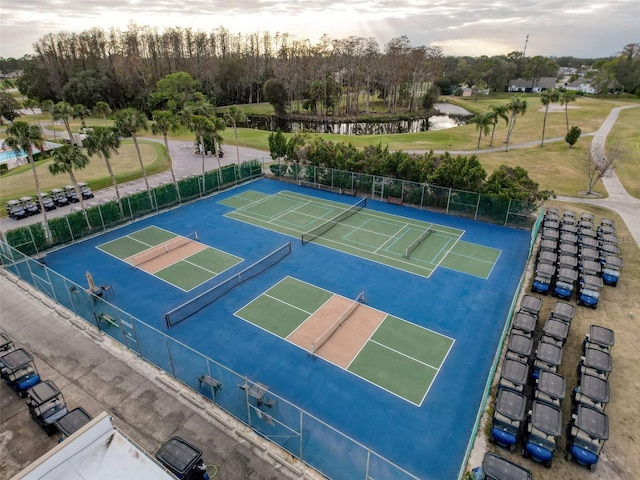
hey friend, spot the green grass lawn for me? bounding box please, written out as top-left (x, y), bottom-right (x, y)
top-left (0, 141), bottom-right (168, 208)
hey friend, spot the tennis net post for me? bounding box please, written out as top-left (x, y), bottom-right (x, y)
top-left (309, 291), bottom-right (365, 355)
top-left (404, 227), bottom-right (432, 258)
top-left (301, 198), bottom-right (366, 245)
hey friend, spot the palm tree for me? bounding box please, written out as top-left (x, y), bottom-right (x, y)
top-left (40, 100), bottom-right (55, 140)
top-left (52, 101), bottom-right (75, 145)
top-left (72, 104), bottom-right (91, 130)
top-left (23, 98), bottom-right (42, 132)
top-left (558, 89), bottom-right (578, 132)
top-left (92, 101), bottom-right (112, 126)
top-left (470, 112), bottom-right (493, 149)
top-left (49, 145), bottom-right (91, 228)
top-left (224, 106), bottom-right (246, 166)
top-left (84, 127), bottom-right (123, 211)
top-left (505, 95), bottom-right (528, 152)
top-left (488, 104), bottom-right (509, 147)
top-left (186, 114), bottom-right (214, 189)
top-left (540, 89), bottom-right (560, 147)
top-left (4, 121), bottom-right (50, 230)
top-left (151, 110), bottom-right (181, 200)
top-left (113, 108), bottom-right (152, 202)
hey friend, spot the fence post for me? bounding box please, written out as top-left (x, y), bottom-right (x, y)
top-left (505, 198), bottom-right (512, 226)
top-left (446, 187), bottom-right (452, 214)
top-left (474, 193), bottom-right (481, 220)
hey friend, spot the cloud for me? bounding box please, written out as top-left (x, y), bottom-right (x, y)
top-left (0, 0), bottom-right (636, 58)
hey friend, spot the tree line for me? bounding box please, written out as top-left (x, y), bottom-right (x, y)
top-left (11, 24), bottom-right (638, 117)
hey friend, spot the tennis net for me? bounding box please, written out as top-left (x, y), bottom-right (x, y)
top-left (165, 242), bottom-right (292, 328)
top-left (301, 198), bottom-right (366, 244)
top-left (298, 180), bottom-right (342, 195)
top-left (310, 291), bottom-right (365, 355)
top-left (404, 227), bottom-right (432, 258)
top-left (131, 232), bottom-right (198, 267)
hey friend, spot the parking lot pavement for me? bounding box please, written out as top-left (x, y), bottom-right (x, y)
top-left (0, 270), bottom-right (318, 480)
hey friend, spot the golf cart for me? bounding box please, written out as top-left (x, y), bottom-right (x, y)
top-left (543, 219), bottom-right (559, 230)
top-left (579, 259), bottom-right (601, 278)
top-left (597, 224), bottom-right (616, 237)
top-left (37, 192), bottom-right (57, 211)
top-left (566, 405), bottom-right (608, 472)
top-left (578, 219), bottom-right (594, 230)
top-left (490, 387), bottom-right (527, 452)
top-left (550, 301), bottom-right (575, 323)
top-left (552, 267), bottom-right (578, 300)
top-left (581, 212), bottom-right (595, 222)
top-left (531, 262), bottom-right (556, 295)
top-left (532, 341), bottom-right (563, 381)
top-left (19, 196), bottom-right (40, 215)
top-left (579, 227), bottom-right (597, 240)
top-left (511, 311), bottom-right (537, 337)
top-left (64, 185), bottom-right (80, 203)
top-left (155, 436), bottom-right (210, 480)
top-left (545, 207), bottom-right (559, 217)
top-left (6, 199), bottom-right (28, 220)
top-left (481, 452), bottom-right (533, 480)
top-left (522, 400), bottom-right (562, 468)
top-left (55, 407), bottom-right (93, 441)
top-left (601, 255), bottom-right (623, 287)
top-left (557, 253), bottom-right (578, 270)
top-left (26, 380), bottom-right (68, 434)
top-left (1, 348), bottom-right (41, 396)
top-left (539, 238), bottom-right (557, 254)
top-left (50, 188), bottom-right (70, 206)
top-left (576, 275), bottom-right (603, 309)
top-left (506, 331), bottom-right (534, 364)
top-left (573, 373), bottom-right (610, 412)
top-left (578, 235), bottom-right (598, 250)
top-left (579, 246), bottom-right (600, 263)
top-left (499, 358), bottom-right (529, 393)
top-left (600, 218), bottom-right (615, 228)
top-left (541, 228), bottom-right (559, 242)
top-left (559, 242), bottom-right (578, 257)
top-left (534, 370), bottom-right (565, 407)
top-left (537, 250), bottom-right (557, 266)
top-left (578, 347), bottom-right (612, 380)
top-left (560, 222), bottom-right (578, 234)
top-left (519, 295), bottom-right (543, 318)
top-left (583, 325), bottom-right (615, 353)
top-left (599, 233), bottom-right (619, 247)
top-left (559, 232), bottom-right (578, 245)
top-left (77, 182), bottom-right (94, 199)
top-left (541, 317), bottom-right (570, 347)
top-left (599, 242), bottom-right (620, 258)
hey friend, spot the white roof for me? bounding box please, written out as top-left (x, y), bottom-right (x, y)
top-left (12, 412), bottom-right (175, 480)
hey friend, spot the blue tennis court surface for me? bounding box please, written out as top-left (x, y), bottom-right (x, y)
top-left (42, 178), bottom-right (531, 480)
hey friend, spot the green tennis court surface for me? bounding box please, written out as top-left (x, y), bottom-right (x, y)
top-left (220, 190), bottom-right (500, 278)
top-left (235, 277), bottom-right (454, 405)
top-left (97, 226), bottom-right (243, 291)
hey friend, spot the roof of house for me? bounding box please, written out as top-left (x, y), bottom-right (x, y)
top-left (509, 77), bottom-right (557, 89)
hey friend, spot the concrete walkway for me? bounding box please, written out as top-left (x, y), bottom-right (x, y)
top-left (0, 269), bottom-right (316, 479)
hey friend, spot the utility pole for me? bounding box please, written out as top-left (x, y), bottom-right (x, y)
top-left (523, 34), bottom-right (529, 57)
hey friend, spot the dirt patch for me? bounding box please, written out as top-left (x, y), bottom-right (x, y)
top-left (466, 201), bottom-right (640, 479)
top-left (537, 103), bottom-right (581, 113)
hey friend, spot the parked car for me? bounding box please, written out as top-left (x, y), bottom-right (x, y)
top-left (481, 452), bottom-right (533, 480)
top-left (19, 196), bottom-right (40, 215)
top-left (64, 185), bottom-right (80, 203)
top-left (50, 188), bottom-right (70, 206)
top-left (26, 380), bottom-right (68, 434)
top-left (77, 182), bottom-right (94, 199)
top-left (6, 199), bottom-right (28, 220)
top-left (522, 401), bottom-right (562, 468)
top-left (566, 405), bottom-right (608, 472)
top-left (37, 192), bottom-right (57, 211)
top-left (0, 348), bottom-right (41, 396)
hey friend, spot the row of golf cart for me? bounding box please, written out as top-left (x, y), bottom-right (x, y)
top-left (531, 208), bottom-right (624, 309)
top-left (0, 331), bottom-right (92, 440)
top-left (490, 286), bottom-right (615, 473)
top-left (6, 183), bottom-right (94, 220)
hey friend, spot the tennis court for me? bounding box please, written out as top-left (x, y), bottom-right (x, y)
top-left (41, 178), bottom-right (532, 480)
top-left (221, 190), bottom-right (501, 278)
top-left (236, 276), bottom-right (453, 405)
top-left (97, 226), bottom-right (243, 291)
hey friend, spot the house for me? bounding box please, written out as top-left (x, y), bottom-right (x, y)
top-left (563, 78), bottom-right (598, 94)
top-left (507, 77), bottom-right (557, 93)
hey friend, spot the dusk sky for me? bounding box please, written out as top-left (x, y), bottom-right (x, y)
top-left (0, 0), bottom-right (636, 59)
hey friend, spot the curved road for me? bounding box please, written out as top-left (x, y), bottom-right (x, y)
top-left (1, 110), bottom-right (638, 247)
